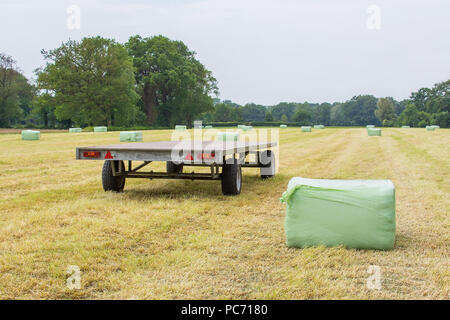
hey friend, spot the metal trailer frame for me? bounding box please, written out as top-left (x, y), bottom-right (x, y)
top-left (76, 140), bottom-right (277, 195)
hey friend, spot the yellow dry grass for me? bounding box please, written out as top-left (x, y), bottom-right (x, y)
top-left (0, 127), bottom-right (448, 299)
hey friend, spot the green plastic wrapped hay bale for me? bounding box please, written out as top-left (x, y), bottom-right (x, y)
top-left (281, 177), bottom-right (396, 250)
top-left (301, 126), bottom-right (311, 132)
top-left (280, 125), bottom-right (287, 128)
top-left (401, 126), bottom-right (410, 128)
top-left (120, 131), bottom-right (143, 142)
top-left (314, 125), bottom-right (325, 129)
top-left (431, 125), bottom-right (440, 129)
top-left (205, 125), bottom-right (213, 129)
top-left (94, 126), bottom-right (107, 132)
top-left (21, 130), bottom-right (40, 141)
top-left (426, 126), bottom-right (435, 131)
top-left (366, 125), bottom-right (375, 128)
top-left (69, 128), bottom-right (82, 133)
top-left (368, 128), bottom-right (381, 136)
top-left (241, 125), bottom-right (252, 132)
top-left (175, 125), bottom-right (187, 131)
top-left (237, 125), bottom-right (246, 129)
top-left (217, 132), bottom-right (239, 141)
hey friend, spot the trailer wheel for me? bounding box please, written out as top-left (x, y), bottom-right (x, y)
top-left (260, 150), bottom-right (276, 179)
top-left (102, 160), bottom-right (126, 192)
top-left (221, 159), bottom-right (242, 195)
top-left (166, 161), bottom-right (183, 174)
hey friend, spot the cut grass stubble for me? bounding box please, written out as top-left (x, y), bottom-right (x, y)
top-left (0, 128), bottom-right (448, 299)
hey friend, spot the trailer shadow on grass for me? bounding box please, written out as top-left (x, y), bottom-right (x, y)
top-left (120, 174), bottom-right (289, 201)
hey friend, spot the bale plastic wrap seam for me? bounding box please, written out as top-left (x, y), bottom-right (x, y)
top-left (280, 177), bottom-right (396, 250)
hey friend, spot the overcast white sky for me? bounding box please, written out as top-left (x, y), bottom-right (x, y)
top-left (1, 0), bottom-right (449, 105)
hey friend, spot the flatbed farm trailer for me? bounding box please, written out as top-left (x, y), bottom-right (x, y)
top-left (76, 140), bottom-right (277, 195)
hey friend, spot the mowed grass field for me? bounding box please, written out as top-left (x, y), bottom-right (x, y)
top-left (0, 127), bottom-right (448, 299)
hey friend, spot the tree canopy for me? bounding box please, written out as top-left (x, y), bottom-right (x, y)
top-left (375, 97), bottom-right (397, 126)
top-left (398, 80), bottom-right (449, 127)
top-left (0, 54), bottom-right (34, 127)
top-left (126, 35), bottom-right (218, 127)
top-left (1, 37), bottom-right (448, 129)
top-left (36, 37), bottom-right (139, 127)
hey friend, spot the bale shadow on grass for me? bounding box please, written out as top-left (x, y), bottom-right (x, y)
top-left (120, 173), bottom-right (289, 201)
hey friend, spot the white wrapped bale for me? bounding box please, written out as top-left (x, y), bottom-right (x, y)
top-left (175, 125), bottom-right (187, 131)
top-left (301, 126), bottom-right (312, 132)
top-left (94, 126), bottom-right (107, 132)
top-left (281, 177), bottom-right (396, 250)
top-left (21, 130), bottom-right (40, 140)
top-left (368, 128), bottom-right (381, 136)
top-left (120, 131), bottom-right (143, 142)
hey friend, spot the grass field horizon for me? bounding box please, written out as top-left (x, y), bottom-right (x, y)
top-left (0, 128), bottom-right (448, 299)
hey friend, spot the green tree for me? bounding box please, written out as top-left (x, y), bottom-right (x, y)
top-left (230, 107), bottom-right (243, 122)
top-left (0, 53), bottom-right (28, 127)
top-left (126, 35), bottom-right (217, 127)
top-left (330, 104), bottom-right (346, 126)
top-left (214, 103), bottom-right (232, 122)
top-left (265, 111), bottom-right (274, 121)
top-left (398, 104), bottom-right (420, 127)
top-left (341, 95), bottom-right (379, 126)
top-left (269, 102), bottom-right (296, 121)
top-left (37, 37), bottom-right (139, 127)
top-left (292, 107), bottom-right (311, 124)
top-left (31, 92), bottom-right (57, 127)
top-left (280, 114), bottom-right (288, 122)
top-left (432, 112), bottom-right (449, 128)
top-left (241, 103), bottom-right (266, 121)
top-left (312, 103), bottom-right (331, 125)
top-left (417, 111), bottom-right (430, 127)
top-left (399, 79), bottom-right (449, 128)
top-left (375, 97), bottom-right (397, 126)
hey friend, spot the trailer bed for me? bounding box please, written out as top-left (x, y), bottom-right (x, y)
top-left (76, 140), bottom-right (277, 195)
top-left (77, 140), bottom-right (275, 160)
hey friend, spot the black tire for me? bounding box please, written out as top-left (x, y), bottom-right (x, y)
top-left (102, 160), bottom-right (126, 192)
top-left (221, 159), bottom-right (242, 196)
top-left (166, 161), bottom-right (183, 174)
top-left (260, 150), bottom-right (275, 179)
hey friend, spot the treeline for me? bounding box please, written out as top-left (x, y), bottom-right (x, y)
top-left (0, 35), bottom-right (448, 128)
top-left (1, 35), bottom-right (217, 128)
top-left (202, 81), bottom-right (449, 128)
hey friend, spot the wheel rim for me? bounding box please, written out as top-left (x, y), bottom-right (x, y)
top-left (236, 167), bottom-right (241, 191)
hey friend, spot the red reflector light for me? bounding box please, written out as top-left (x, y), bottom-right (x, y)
top-left (83, 151), bottom-right (101, 158)
top-left (197, 152), bottom-right (216, 160)
top-left (104, 151), bottom-right (114, 159)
